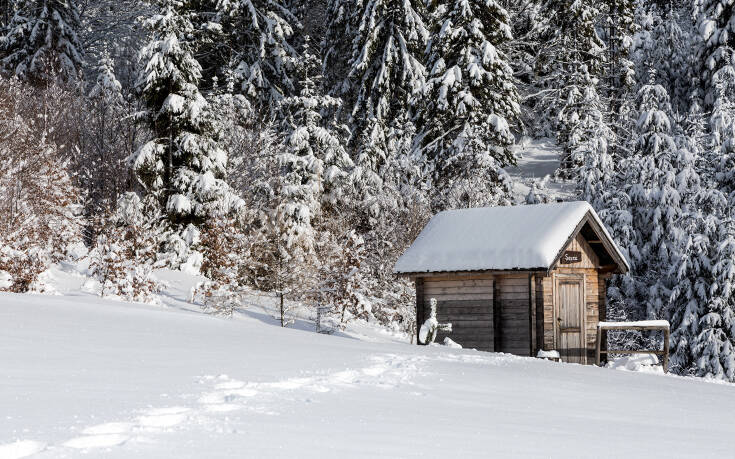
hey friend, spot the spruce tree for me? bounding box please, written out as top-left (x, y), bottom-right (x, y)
top-left (415, 0), bottom-right (519, 210)
top-left (533, 0), bottom-right (606, 163)
top-left (133, 0), bottom-right (241, 255)
top-left (0, 0), bottom-right (84, 81)
top-left (695, 0), bottom-right (735, 107)
top-left (333, 0), bottom-right (427, 169)
top-left (215, 0), bottom-right (298, 112)
top-left (275, 40), bottom-right (353, 252)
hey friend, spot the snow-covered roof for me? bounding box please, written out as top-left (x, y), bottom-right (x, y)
top-left (394, 201), bottom-right (629, 274)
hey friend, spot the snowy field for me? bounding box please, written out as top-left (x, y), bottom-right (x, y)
top-left (2, 266), bottom-right (735, 458)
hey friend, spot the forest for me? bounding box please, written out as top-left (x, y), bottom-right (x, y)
top-left (1, 0), bottom-right (735, 382)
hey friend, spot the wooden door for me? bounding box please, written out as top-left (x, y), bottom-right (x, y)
top-left (554, 274), bottom-right (586, 364)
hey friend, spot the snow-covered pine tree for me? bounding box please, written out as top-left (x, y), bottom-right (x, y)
top-left (1, 0), bottom-right (11, 29)
top-left (0, 0), bottom-right (84, 82)
top-left (594, 73), bottom-right (692, 355)
top-left (708, 60), bottom-right (735, 152)
top-left (322, 0), bottom-right (354, 97)
top-left (631, 5), bottom-right (693, 114)
top-left (601, 0), bottom-right (635, 97)
top-left (275, 38), bottom-right (353, 254)
top-left (415, 0), bottom-right (519, 210)
top-left (333, 0), bottom-right (427, 185)
top-left (632, 78), bottom-right (684, 320)
top-left (215, 0), bottom-right (298, 112)
top-left (133, 0), bottom-right (242, 265)
top-left (695, 0), bottom-right (735, 107)
top-left (532, 0), bottom-right (606, 163)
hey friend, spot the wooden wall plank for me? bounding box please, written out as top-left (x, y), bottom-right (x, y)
top-left (552, 233), bottom-right (600, 270)
top-left (415, 278), bottom-right (424, 344)
top-left (497, 274), bottom-right (531, 356)
top-left (422, 275), bottom-right (495, 351)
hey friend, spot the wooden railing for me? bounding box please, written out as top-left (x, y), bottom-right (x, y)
top-left (595, 321), bottom-right (671, 372)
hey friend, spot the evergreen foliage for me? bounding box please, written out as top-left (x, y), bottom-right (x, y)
top-left (415, 0), bottom-right (520, 210)
top-left (133, 0), bottom-right (241, 239)
top-left (0, 0), bottom-right (84, 82)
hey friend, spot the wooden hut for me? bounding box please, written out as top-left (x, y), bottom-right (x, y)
top-left (394, 201), bottom-right (629, 364)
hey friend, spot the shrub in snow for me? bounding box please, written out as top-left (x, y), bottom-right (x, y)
top-left (525, 177), bottom-right (552, 204)
top-left (607, 354), bottom-right (662, 373)
top-left (419, 299), bottom-right (453, 345)
top-left (0, 271), bottom-right (12, 289)
top-left (191, 216), bottom-right (250, 316)
top-left (443, 337), bottom-right (462, 349)
top-left (313, 227), bottom-right (369, 326)
top-left (0, 77), bottom-right (83, 292)
top-left (90, 193), bottom-right (162, 304)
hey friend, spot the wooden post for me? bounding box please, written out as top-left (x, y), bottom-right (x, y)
top-left (663, 327), bottom-right (670, 373)
top-left (493, 279), bottom-right (501, 352)
top-left (528, 274), bottom-right (534, 357)
top-left (595, 326), bottom-right (602, 366)
top-left (415, 278), bottom-right (424, 345)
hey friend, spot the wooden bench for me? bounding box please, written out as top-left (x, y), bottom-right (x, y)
top-left (595, 321), bottom-right (670, 372)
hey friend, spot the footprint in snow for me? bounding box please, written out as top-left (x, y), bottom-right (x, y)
top-left (266, 377), bottom-right (312, 390)
top-left (0, 440), bottom-right (46, 459)
top-left (63, 434), bottom-right (129, 449)
top-left (137, 406), bottom-right (190, 429)
top-left (214, 380), bottom-right (245, 390)
top-left (63, 422), bottom-right (134, 450)
top-left (204, 403), bottom-right (242, 413)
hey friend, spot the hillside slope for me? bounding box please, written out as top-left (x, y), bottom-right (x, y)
top-left (1, 285), bottom-right (734, 458)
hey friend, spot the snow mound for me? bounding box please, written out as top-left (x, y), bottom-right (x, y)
top-left (607, 354), bottom-right (663, 373)
top-left (0, 440), bottom-right (46, 459)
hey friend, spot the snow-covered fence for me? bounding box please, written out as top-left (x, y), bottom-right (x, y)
top-left (595, 321), bottom-right (670, 372)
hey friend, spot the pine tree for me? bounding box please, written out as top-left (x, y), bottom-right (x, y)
top-left (415, 0), bottom-right (519, 210)
top-left (215, 0), bottom-right (298, 112)
top-left (0, 0), bottom-right (84, 82)
top-left (275, 39), bottom-right (353, 253)
top-left (133, 0), bottom-right (242, 251)
top-left (332, 0), bottom-right (427, 173)
top-left (695, 0), bottom-right (735, 107)
top-left (322, 0), bottom-right (354, 96)
top-left (623, 76), bottom-right (683, 318)
top-left (532, 0), bottom-right (605, 151)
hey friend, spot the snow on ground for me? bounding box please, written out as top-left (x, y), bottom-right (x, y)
top-left (2, 267), bottom-right (735, 458)
top-left (507, 136), bottom-right (576, 202)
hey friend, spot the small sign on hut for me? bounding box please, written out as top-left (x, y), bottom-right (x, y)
top-left (393, 201), bottom-right (630, 364)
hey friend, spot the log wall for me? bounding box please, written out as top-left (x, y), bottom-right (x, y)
top-left (421, 276), bottom-right (495, 351)
top-left (496, 274), bottom-right (531, 356)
